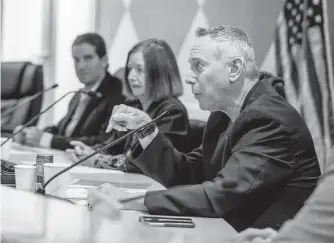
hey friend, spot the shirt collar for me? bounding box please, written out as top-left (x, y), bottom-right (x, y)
top-left (83, 73), bottom-right (105, 93)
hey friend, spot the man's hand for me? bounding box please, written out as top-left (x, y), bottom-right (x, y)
top-left (229, 228), bottom-right (277, 243)
top-left (87, 183), bottom-right (148, 215)
top-left (67, 141), bottom-right (96, 167)
top-left (106, 104), bottom-right (152, 133)
top-left (12, 125), bottom-right (25, 144)
top-left (22, 126), bottom-right (44, 147)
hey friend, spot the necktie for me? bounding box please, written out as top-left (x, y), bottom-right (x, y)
top-left (64, 93), bottom-right (91, 136)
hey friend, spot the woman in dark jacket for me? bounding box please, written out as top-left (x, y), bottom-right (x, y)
top-left (69, 39), bottom-right (190, 172)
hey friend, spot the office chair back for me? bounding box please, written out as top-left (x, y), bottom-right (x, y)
top-left (1, 61), bottom-right (44, 134)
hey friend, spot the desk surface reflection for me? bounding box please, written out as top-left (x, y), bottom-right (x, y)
top-left (1, 186), bottom-right (236, 243)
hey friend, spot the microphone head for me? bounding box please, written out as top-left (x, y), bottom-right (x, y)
top-left (84, 90), bottom-right (103, 98)
top-left (52, 84), bottom-right (59, 89)
top-left (95, 91), bottom-right (103, 98)
top-left (164, 104), bottom-right (178, 115)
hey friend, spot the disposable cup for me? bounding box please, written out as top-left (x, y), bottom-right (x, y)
top-left (43, 163), bottom-right (70, 198)
top-left (14, 164), bottom-right (37, 191)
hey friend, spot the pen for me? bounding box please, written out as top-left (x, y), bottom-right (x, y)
top-left (119, 192), bottom-right (146, 203)
top-left (141, 218), bottom-right (193, 223)
top-left (144, 222), bottom-right (195, 228)
top-left (139, 215), bottom-right (192, 221)
top-left (139, 216), bottom-right (192, 223)
top-left (87, 191), bottom-right (146, 209)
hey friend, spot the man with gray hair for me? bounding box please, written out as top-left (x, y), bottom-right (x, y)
top-left (88, 26), bottom-right (321, 232)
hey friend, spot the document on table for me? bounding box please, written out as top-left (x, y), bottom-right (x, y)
top-left (67, 182), bottom-right (149, 205)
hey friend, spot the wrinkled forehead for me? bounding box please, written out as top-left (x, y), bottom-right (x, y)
top-left (189, 36), bottom-right (218, 62)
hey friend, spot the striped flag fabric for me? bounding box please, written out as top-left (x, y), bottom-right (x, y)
top-left (261, 0), bottom-right (334, 172)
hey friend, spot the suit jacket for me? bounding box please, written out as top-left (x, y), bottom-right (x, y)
top-left (132, 80), bottom-right (321, 232)
top-left (44, 72), bottom-right (125, 150)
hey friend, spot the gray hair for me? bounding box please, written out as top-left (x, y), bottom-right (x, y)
top-left (196, 26), bottom-right (259, 79)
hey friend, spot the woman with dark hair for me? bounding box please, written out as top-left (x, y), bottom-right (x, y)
top-left (69, 38), bottom-right (190, 171)
top-left (122, 38), bottom-right (184, 105)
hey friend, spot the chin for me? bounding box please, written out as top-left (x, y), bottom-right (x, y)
top-left (132, 91), bottom-right (145, 98)
top-left (198, 101), bottom-right (218, 112)
top-left (80, 79), bottom-right (95, 86)
top-left (198, 101), bottom-right (210, 111)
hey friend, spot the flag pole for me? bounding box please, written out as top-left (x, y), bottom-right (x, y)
top-left (300, 0), bottom-right (327, 172)
top-left (322, 0), bottom-right (334, 171)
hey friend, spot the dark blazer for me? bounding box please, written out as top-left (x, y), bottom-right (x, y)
top-left (102, 97), bottom-right (191, 156)
top-left (133, 80), bottom-right (321, 232)
top-left (44, 72), bottom-right (125, 150)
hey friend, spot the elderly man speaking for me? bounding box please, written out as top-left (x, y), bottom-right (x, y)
top-left (88, 26), bottom-right (321, 232)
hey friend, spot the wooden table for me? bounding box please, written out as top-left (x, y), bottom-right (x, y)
top-left (2, 144), bottom-right (237, 242)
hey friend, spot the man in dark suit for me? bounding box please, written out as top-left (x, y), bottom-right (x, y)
top-left (14, 33), bottom-right (125, 150)
top-left (87, 26), bottom-right (321, 231)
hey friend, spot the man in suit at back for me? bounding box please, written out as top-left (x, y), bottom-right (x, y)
top-left (14, 33), bottom-right (125, 150)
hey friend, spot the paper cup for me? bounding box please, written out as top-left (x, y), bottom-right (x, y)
top-left (43, 163), bottom-right (70, 198)
top-left (14, 165), bottom-right (37, 191)
top-left (1, 137), bottom-right (12, 160)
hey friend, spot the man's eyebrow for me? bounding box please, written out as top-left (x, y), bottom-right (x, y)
top-left (83, 54), bottom-right (93, 57)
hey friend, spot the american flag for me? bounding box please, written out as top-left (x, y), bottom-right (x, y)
top-left (261, 0), bottom-right (334, 172)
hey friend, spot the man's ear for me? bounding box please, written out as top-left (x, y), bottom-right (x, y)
top-left (101, 55), bottom-right (109, 69)
top-left (229, 57), bottom-right (243, 83)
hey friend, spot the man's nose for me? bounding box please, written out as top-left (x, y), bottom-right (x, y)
top-left (128, 69), bottom-right (136, 80)
top-left (76, 60), bottom-right (87, 70)
top-left (185, 70), bottom-right (197, 85)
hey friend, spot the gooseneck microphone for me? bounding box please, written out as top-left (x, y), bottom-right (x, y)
top-left (36, 105), bottom-right (175, 195)
top-left (90, 90), bottom-right (102, 98)
top-left (1, 84), bottom-right (59, 120)
top-left (0, 90), bottom-right (102, 147)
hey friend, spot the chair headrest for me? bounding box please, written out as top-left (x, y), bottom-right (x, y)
top-left (1, 62), bottom-right (42, 99)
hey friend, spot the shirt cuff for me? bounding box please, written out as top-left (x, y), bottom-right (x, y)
top-left (39, 132), bottom-right (53, 148)
top-left (138, 127), bottom-right (158, 149)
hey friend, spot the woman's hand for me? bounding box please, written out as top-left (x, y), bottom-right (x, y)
top-left (66, 141), bottom-right (96, 167)
top-left (12, 125), bottom-right (25, 144)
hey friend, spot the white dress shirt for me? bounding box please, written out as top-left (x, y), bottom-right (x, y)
top-left (39, 77), bottom-right (103, 148)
